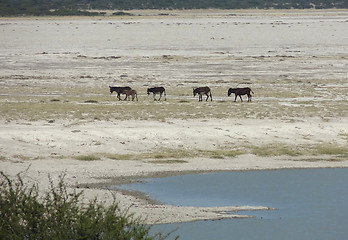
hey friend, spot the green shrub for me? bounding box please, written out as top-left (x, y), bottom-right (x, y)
top-left (0, 172), bottom-right (173, 240)
top-left (74, 154), bottom-right (101, 161)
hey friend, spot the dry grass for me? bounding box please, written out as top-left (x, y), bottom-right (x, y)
top-left (78, 148), bottom-right (246, 162)
top-left (1, 76), bottom-right (347, 121)
top-left (1, 95), bottom-right (346, 121)
top-left (103, 148), bottom-right (198, 160)
top-left (311, 144), bottom-right (348, 158)
top-left (251, 144), bottom-right (301, 157)
top-left (71, 142), bottom-right (348, 162)
top-left (249, 143), bottom-right (348, 159)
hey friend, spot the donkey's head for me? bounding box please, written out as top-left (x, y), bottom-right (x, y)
top-left (193, 88), bottom-right (198, 96)
top-left (228, 88), bottom-right (236, 96)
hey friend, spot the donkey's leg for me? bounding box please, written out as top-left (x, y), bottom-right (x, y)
top-left (164, 91), bottom-right (167, 101)
top-left (239, 95), bottom-right (243, 102)
top-left (153, 93), bottom-right (157, 101)
top-left (234, 95), bottom-right (237, 102)
top-left (158, 92), bottom-right (162, 101)
top-left (210, 93), bottom-right (212, 101)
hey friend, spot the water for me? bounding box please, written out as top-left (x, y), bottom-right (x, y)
top-left (117, 168), bottom-right (348, 240)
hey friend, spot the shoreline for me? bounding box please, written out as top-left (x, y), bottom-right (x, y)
top-left (1, 118), bottom-right (348, 224)
top-left (3, 155), bottom-right (348, 224)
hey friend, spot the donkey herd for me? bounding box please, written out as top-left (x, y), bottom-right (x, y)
top-left (109, 86), bottom-right (254, 102)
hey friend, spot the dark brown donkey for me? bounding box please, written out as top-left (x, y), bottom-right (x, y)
top-left (193, 87), bottom-right (212, 102)
top-left (109, 86), bottom-right (131, 100)
top-left (124, 89), bottom-right (138, 101)
top-left (228, 87), bottom-right (254, 102)
top-left (147, 87), bottom-right (166, 101)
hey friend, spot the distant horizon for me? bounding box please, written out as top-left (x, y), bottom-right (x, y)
top-left (1, 0), bottom-right (347, 16)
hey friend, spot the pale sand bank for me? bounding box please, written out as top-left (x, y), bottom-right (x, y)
top-left (1, 118), bottom-right (347, 223)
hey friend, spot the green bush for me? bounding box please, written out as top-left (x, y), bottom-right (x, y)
top-left (0, 172), bottom-right (173, 240)
top-left (74, 154), bottom-right (101, 161)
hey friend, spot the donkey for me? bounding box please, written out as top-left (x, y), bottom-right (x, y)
top-left (109, 86), bottom-right (132, 100)
top-left (193, 86), bottom-right (212, 102)
top-left (147, 87), bottom-right (166, 101)
top-left (228, 87), bottom-right (254, 102)
top-left (124, 89), bottom-right (138, 101)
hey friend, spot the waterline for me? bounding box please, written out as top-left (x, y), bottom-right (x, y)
top-left (118, 168), bottom-right (348, 240)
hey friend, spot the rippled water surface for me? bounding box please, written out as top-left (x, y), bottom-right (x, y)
top-left (118, 168), bottom-right (348, 240)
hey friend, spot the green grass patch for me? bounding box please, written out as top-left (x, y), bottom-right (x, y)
top-left (104, 148), bottom-right (195, 161)
top-left (249, 142), bottom-right (348, 159)
top-left (299, 157), bottom-right (343, 162)
top-left (84, 100), bottom-right (98, 103)
top-left (311, 144), bottom-right (348, 157)
top-left (251, 143), bottom-right (302, 157)
top-left (104, 148), bottom-right (245, 161)
top-left (74, 154), bottom-right (100, 161)
top-left (148, 160), bottom-right (188, 164)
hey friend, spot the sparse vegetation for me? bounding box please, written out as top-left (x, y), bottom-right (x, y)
top-left (0, 94), bottom-right (344, 122)
top-left (148, 160), bottom-right (188, 164)
top-left (103, 153), bottom-right (134, 160)
top-left (1, 76), bottom-right (347, 121)
top-left (69, 143), bottom-right (348, 162)
top-left (74, 154), bottom-right (101, 161)
top-left (0, 172), bottom-right (171, 240)
top-left (312, 143), bottom-right (348, 158)
top-left (251, 143), bottom-right (301, 157)
top-left (84, 99), bottom-right (99, 103)
top-left (250, 143), bottom-right (348, 159)
top-left (104, 148), bottom-right (245, 161)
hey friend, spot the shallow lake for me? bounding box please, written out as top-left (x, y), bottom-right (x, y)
top-left (117, 168), bottom-right (348, 240)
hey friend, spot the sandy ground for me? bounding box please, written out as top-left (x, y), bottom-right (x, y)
top-left (1, 118), bottom-right (348, 223)
top-left (1, 10), bottom-right (348, 224)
